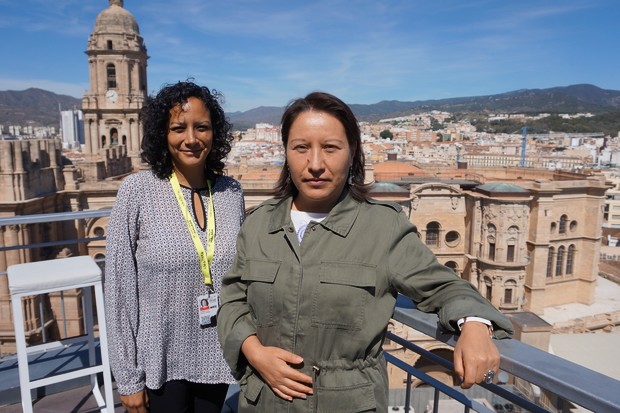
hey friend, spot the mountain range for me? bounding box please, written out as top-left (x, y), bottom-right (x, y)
top-left (1, 84), bottom-right (619, 131)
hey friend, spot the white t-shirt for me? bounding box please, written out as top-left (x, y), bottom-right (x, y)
top-left (290, 210), bottom-right (327, 244)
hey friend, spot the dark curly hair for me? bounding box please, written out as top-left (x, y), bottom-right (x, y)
top-left (272, 91), bottom-right (369, 202)
top-left (140, 81), bottom-right (233, 181)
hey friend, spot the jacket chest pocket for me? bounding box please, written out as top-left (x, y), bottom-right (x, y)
top-left (312, 262), bottom-right (377, 331)
top-left (242, 260), bottom-right (281, 327)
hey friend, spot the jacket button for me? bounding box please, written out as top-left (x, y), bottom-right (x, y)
top-left (287, 227), bottom-right (294, 233)
top-left (311, 227), bottom-right (316, 231)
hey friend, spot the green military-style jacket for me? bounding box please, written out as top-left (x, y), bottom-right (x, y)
top-left (218, 192), bottom-right (513, 413)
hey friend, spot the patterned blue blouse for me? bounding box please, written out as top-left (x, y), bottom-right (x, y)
top-left (104, 170), bottom-right (245, 395)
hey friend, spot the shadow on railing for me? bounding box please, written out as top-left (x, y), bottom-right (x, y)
top-left (1, 211), bottom-right (620, 412)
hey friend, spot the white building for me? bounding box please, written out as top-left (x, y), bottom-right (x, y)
top-left (61, 109), bottom-right (85, 149)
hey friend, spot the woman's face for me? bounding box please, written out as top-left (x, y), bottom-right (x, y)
top-left (167, 96), bottom-right (213, 173)
top-left (287, 110), bottom-right (353, 213)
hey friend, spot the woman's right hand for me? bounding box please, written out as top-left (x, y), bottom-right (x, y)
top-left (120, 389), bottom-right (149, 413)
top-left (242, 335), bottom-right (314, 401)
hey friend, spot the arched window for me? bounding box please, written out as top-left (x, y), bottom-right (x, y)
top-left (559, 215), bottom-right (568, 234)
top-left (550, 222), bottom-right (557, 233)
top-left (444, 261), bottom-right (458, 274)
top-left (569, 220), bottom-right (577, 232)
top-left (546, 247), bottom-right (554, 278)
top-left (110, 128), bottom-right (119, 146)
top-left (556, 246), bottom-right (565, 276)
top-left (425, 222), bottom-right (440, 247)
top-left (107, 63), bottom-right (117, 89)
top-left (566, 244), bottom-right (576, 275)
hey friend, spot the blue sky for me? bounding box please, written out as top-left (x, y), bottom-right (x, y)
top-left (0, 0), bottom-right (618, 112)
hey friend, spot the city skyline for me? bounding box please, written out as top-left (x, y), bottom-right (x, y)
top-left (0, 0), bottom-right (619, 113)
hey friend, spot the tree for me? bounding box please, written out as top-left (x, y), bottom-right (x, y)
top-left (430, 117), bottom-right (443, 131)
top-left (380, 129), bottom-right (393, 139)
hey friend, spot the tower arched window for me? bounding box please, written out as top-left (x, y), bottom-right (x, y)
top-left (556, 246), bottom-right (565, 276)
top-left (107, 63), bottom-right (117, 89)
top-left (566, 244), bottom-right (576, 275)
top-left (546, 247), bottom-right (554, 278)
top-left (425, 222), bottom-right (440, 247)
top-left (559, 215), bottom-right (568, 234)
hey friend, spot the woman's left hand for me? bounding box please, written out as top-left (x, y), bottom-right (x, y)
top-left (453, 321), bottom-right (500, 389)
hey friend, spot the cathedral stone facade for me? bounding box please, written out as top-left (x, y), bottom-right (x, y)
top-left (374, 165), bottom-right (611, 389)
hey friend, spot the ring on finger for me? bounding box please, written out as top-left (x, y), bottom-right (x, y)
top-left (483, 369), bottom-right (495, 384)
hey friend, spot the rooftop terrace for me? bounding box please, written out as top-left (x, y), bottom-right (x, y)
top-left (0, 210), bottom-right (619, 413)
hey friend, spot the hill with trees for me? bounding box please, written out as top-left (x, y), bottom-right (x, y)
top-left (1, 84), bottom-right (619, 134)
top-left (0, 88), bottom-right (81, 127)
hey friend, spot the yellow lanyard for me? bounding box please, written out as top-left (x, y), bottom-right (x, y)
top-left (170, 172), bottom-right (215, 286)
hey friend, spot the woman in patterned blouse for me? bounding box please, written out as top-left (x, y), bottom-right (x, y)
top-left (105, 81), bottom-right (244, 413)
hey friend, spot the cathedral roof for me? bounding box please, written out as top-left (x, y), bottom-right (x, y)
top-left (476, 182), bottom-right (530, 196)
top-left (369, 182), bottom-right (409, 194)
top-left (94, 1), bottom-right (140, 35)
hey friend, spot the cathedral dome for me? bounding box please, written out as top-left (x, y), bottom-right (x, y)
top-left (93, 1), bottom-right (140, 35)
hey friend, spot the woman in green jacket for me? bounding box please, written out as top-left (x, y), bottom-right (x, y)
top-left (218, 92), bottom-right (513, 412)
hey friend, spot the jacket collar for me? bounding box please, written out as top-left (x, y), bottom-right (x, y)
top-left (267, 189), bottom-right (361, 238)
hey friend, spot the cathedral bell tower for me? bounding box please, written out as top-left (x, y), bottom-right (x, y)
top-left (82, 0), bottom-right (148, 170)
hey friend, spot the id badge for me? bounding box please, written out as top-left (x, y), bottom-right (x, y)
top-left (197, 293), bottom-right (218, 327)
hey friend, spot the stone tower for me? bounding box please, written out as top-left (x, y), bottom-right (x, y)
top-left (81, 0), bottom-right (148, 170)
